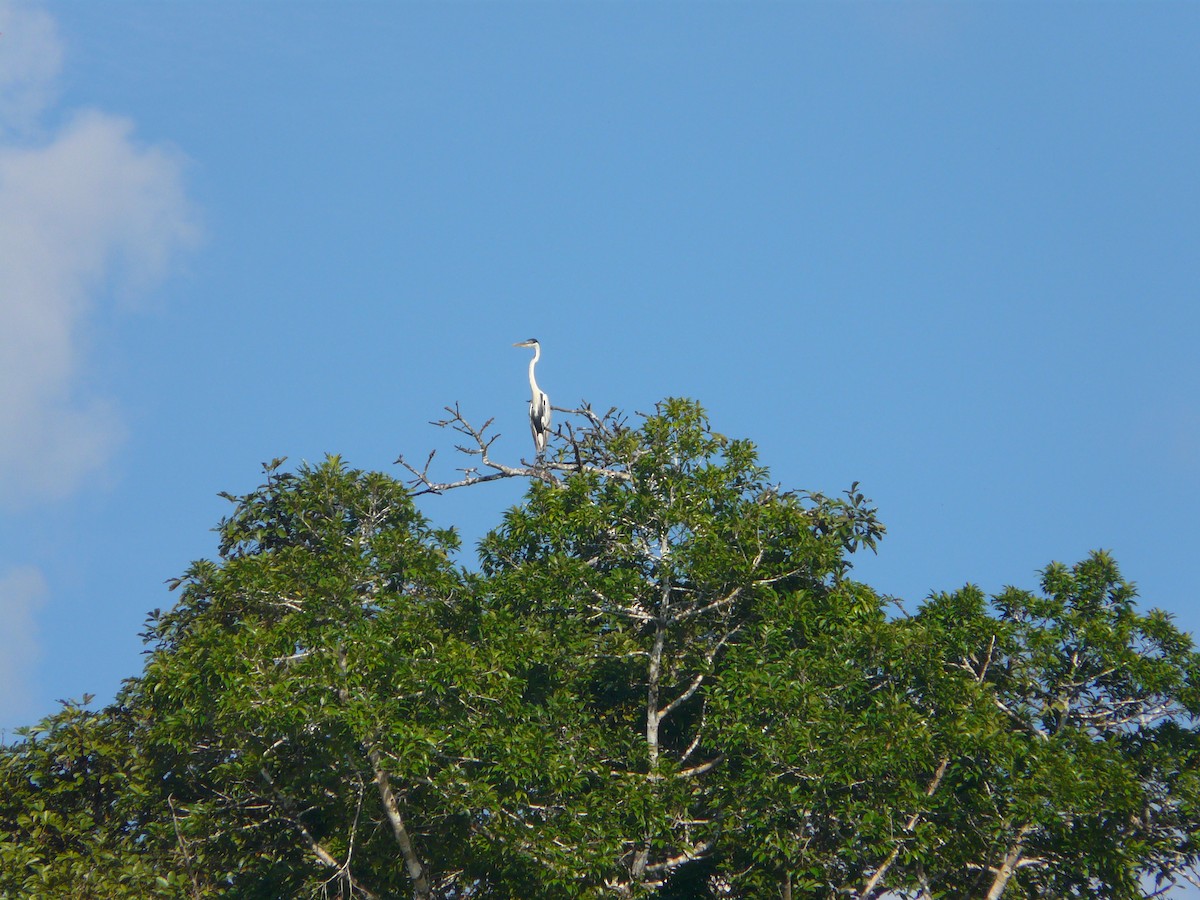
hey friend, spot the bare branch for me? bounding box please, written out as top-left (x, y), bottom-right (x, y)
top-left (679, 702), bottom-right (707, 765)
top-left (659, 670), bottom-right (707, 722)
top-left (676, 756), bottom-right (724, 779)
top-left (643, 839), bottom-right (718, 875)
top-left (857, 757), bottom-right (949, 899)
top-left (991, 695), bottom-right (1049, 741)
top-left (367, 744), bottom-right (431, 899)
top-left (167, 796), bottom-right (204, 900)
top-left (984, 825), bottom-right (1033, 900)
top-left (658, 625), bottom-right (741, 725)
top-left (675, 586), bottom-right (744, 623)
top-left (395, 401), bottom-right (633, 495)
top-left (257, 765), bottom-right (380, 900)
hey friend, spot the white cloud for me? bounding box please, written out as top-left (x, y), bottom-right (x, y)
top-left (0, 1), bottom-right (199, 506)
top-left (0, 0), bottom-right (63, 136)
top-left (0, 564), bottom-right (47, 731)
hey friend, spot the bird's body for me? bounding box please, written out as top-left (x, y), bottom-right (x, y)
top-left (513, 338), bottom-right (551, 456)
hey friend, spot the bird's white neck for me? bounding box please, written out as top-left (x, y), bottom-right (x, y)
top-left (527, 344), bottom-right (541, 396)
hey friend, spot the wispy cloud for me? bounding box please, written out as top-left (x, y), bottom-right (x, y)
top-left (0, 0), bottom-right (199, 728)
top-left (0, 0), bottom-right (62, 138)
top-left (0, 0), bottom-right (199, 506)
top-left (0, 564), bottom-right (47, 733)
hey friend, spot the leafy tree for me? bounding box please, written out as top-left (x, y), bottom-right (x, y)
top-left (471, 399), bottom-right (884, 895)
top-left (132, 456), bottom-right (495, 899)
top-left (900, 554), bottom-right (1200, 899)
top-left (710, 553), bottom-right (1200, 899)
top-left (2, 398), bottom-right (1198, 900)
top-left (0, 696), bottom-right (186, 898)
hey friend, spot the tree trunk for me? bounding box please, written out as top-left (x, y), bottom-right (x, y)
top-left (368, 745), bottom-right (433, 900)
top-left (338, 647), bottom-right (433, 899)
top-left (984, 825), bottom-right (1031, 900)
top-left (646, 616), bottom-right (665, 771)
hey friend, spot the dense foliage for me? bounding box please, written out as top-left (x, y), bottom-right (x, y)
top-left (3, 400), bottom-right (1198, 898)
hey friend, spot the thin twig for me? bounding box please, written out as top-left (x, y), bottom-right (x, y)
top-left (395, 402), bottom-right (633, 494)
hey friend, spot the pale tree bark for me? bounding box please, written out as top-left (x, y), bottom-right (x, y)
top-left (858, 639), bottom-right (994, 898)
top-left (368, 745), bottom-right (433, 900)
top-left (258, 765), bottom-right (380, 900)
top-left (645, 612), bottom-right (667, 771)
top-left (632, 569), bottom-right (671, 886)
top-left (857, 757), bottom-right (949, 899)
top-left (335, 647), bottom-right (432, 900)
top-left (984, 824), bottom-right (1032, 900)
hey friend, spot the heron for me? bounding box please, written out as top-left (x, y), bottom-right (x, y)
top-left (513, 338), bottom-right (550, 457)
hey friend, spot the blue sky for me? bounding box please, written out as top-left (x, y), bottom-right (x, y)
top-left (1, 0), bottom-right (1198, 886)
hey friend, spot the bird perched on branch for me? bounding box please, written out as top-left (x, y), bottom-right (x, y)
top-left (513, 338), bottom-right (550, 457)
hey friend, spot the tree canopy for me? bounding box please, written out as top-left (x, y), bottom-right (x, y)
top-left (3, 399), bottom-right (1198, 899)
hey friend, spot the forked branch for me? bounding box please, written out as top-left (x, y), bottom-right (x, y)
top-left (395, 401), bottom-right (633, 494)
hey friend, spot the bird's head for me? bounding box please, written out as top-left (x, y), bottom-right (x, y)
top-left (512, 338), bottom-right (540, 349)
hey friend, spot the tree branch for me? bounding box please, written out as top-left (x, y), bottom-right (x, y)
top-left (395, 402), bottom-right (632, 495)
top-left (257, 765), bottom-right (380, 900)
top-left (367, 745), bottom-right (432, 900)
top-left (167, 796), bottom-right (204, 900)
top-left (643, 839), bottom-right (717, 874)
top-left (333, 646), bottom-right (431, 900)
top-left (984, 824), bottom-right (1032, 900)
top-left (857, 757), bottom-right (949, 899)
